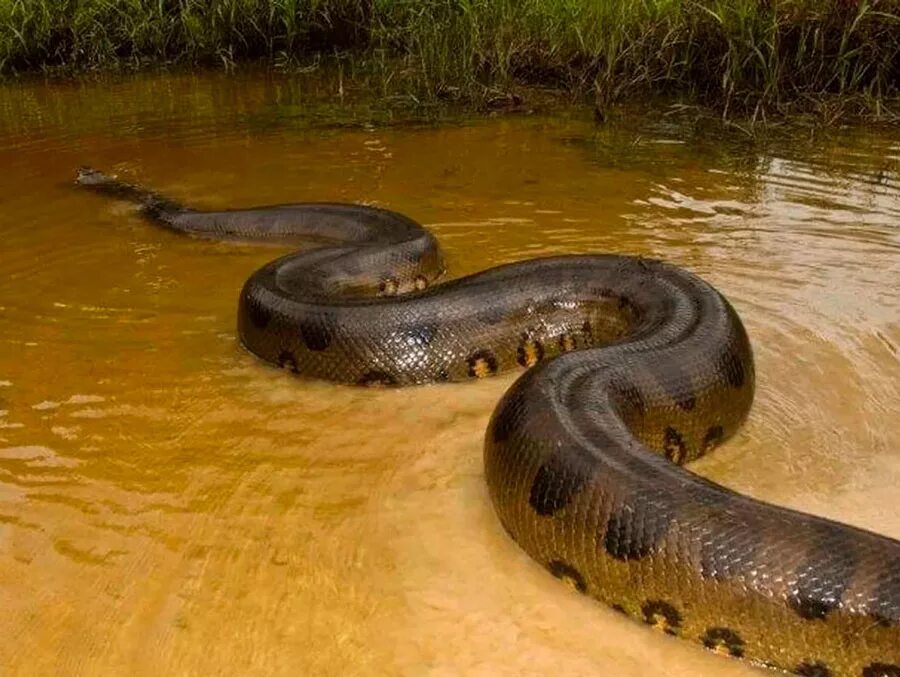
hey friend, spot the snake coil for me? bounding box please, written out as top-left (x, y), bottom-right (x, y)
top-left (77, 167), bottom-right (900, 677)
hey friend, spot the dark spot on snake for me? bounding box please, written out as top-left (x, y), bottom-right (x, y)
top-left (618, 295), bottom-right (630, 311)
top-left (701, 627), bottom-right (745, 658)
top-left (611, 603), bottom-right (627, 615)
top-left (719, 346), bottom-right (746, 388)
top-left (641, 600), bottom-right (682, 635)
top-left (795, 662), bottom-right (831, 677)
top-left (603, 509), bottom-right (661, 561)
top-left (790, 594), bottom-right (837, 621)
top-left (675, 392), bottom-right (696, 411)
top-left (664, 427), bottom-right (687, 464)
top-left (788, 523), bottom-right (859, 622)
top-left (516, 336), bottom-right (544, 367)
top-left (558, 332), bottom-right (578, 353)
top-left (581, 319), bottom-right (593, 342)
top-left (528, 453), bottom-right (589, 517)
top-left (862, 665), bottom-right (900, 677)
top-left (357, 370), bottom-right (397, 387)
top-left (547, 560), bottom-right (587, 593)
top-left (300, 321), bottom-right (332, 352)
top-left (703, 425), bottom-right (724, 451)
top-left (467, 349), bottom-right (498, 378)
top-left (436, 368), bottom-right (451, 382)
top-left (869, 612), bottom-right (895, 628)
top-left (558, 333), bottom-right (576, 352)
top-left (244, 295), bottom-right (271, 329)
top-left (277, 350), bottom-right (298, 373)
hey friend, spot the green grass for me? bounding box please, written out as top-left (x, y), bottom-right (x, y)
top-left (2, 0), bottom-right (899, 119)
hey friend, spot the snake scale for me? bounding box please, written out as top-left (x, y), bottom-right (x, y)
top-left (76, 167), bottom-right (899, 676)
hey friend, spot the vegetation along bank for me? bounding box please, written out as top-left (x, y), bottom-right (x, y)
top-left (2, 0), bottom-right (899, 120)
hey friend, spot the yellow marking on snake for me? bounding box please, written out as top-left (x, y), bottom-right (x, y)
top-left (651, 613), bottom-right (673, 633)
top-left (472, 358), bottom-right (493, 378)
top-left (380, 278), bottom-right (399, 296)
top-left (521, 340), bottom-right (541, 366)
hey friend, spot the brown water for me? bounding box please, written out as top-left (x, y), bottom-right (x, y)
top-left (0, 71), bottom-right (898, 677)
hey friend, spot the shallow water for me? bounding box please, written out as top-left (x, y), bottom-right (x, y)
top-left (0, 71), bottom-right (898, 676)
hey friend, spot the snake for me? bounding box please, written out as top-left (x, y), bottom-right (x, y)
top-left (75, 166), bottom-right (899, 676)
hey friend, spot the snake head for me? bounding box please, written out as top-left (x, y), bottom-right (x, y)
top-left (75, 166), bottom-right (115, 186)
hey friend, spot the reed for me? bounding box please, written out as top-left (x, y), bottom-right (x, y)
top-left (2, 0), bottom-right (898, 117)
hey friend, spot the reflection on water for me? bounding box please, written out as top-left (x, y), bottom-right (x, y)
top-left (0, 72), bottom-right (897, 676)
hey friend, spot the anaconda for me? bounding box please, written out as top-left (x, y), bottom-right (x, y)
top-left (76, 166), bottom-right (900, 677)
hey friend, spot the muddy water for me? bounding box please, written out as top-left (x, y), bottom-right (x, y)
top-left (0, 72), bottom-right (897, 676)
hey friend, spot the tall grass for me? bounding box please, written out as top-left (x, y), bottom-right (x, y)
top-left (2, 0), bottom-right (898, 116)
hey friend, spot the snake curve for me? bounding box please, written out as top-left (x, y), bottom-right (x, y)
top-left (76, 167), bottom-right (900, 677)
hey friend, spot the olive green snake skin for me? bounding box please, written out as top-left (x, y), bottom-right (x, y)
top-left (76, 167), bottom-right (900, 677)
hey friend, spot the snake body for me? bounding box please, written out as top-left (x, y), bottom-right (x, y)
top-left (77, 167), bottom-right (900, 676)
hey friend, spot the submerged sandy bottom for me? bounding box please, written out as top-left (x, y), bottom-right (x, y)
top-left (0, 73), bottom-right (897, 675)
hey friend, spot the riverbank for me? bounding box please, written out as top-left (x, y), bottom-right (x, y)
top-left (2, 1), bottom-right (899, 122)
